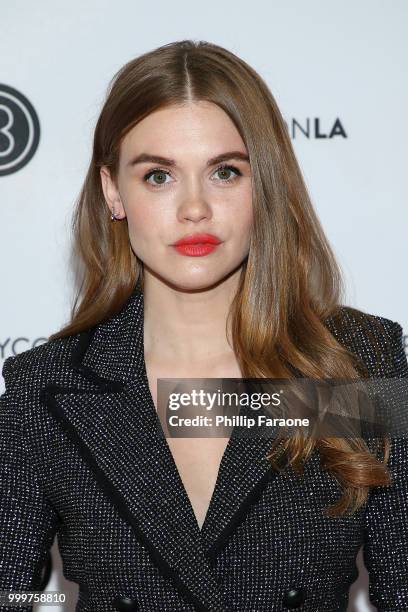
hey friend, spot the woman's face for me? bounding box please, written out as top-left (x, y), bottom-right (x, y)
top-left (100, 100), bottom-right (253, 292)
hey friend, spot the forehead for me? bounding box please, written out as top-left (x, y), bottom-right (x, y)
top-left (120, 101), bottom-right (245, 160)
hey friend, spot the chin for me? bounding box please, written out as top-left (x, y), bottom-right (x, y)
top-left (163, 274), bottom-right (227, 293)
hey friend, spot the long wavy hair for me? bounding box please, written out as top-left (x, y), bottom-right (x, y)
top-left (49, 39), bottom-right (392, 517)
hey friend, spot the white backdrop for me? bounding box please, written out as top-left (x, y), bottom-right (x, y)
top-left (1, 1), bottom-right (407, 611)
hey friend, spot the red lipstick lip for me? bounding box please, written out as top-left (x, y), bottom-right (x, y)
top-left (172, 233), bottom-right (222, 246)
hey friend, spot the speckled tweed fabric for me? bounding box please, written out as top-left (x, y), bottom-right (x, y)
top-left (0, 286), bottom-right (407, 612)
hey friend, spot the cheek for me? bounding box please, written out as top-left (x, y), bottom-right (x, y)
top-left (233, 205), bottom-right (253, 250)
top-left (230, 182), bottom-right (253, 223)
top-left (125, 201), bottom-right (167, 240)
top-left (126, 205), bottom-right (147, 229)
top-left (125, 205), bottom-right (178, 263)
top-left (225, 193), bottom-right (253, 235)
top-left (242, 190), bottom-right (254, 230)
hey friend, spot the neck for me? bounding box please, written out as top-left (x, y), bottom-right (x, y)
top-left (142, 271), bottom-right (241, 365)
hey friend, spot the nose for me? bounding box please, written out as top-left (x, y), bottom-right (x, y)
top-left (177, 183), bottom-right (212, 223)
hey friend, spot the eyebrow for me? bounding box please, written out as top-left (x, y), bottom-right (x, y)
top-left (126, 150), bottom-right (250, 168)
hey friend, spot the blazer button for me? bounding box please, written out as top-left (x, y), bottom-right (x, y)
top-left (112, 595), bottom-right (139, 611)
top-left (282, 586), bottom-right (307, 608)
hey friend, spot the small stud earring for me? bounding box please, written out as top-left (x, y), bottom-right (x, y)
top-left (110, 206), bottom-right (117, 221)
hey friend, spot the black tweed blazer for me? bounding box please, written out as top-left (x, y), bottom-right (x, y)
top-left (1, 287), bottom-right (407, 612)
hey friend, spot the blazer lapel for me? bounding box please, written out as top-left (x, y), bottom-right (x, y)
top-left (41, 285), bottom-right (283, 609)
top-left (199, 433), bottom-right (281, 562)
top-left (43, 379), bottom-right (226, 611)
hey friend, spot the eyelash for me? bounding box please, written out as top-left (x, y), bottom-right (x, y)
top-left (142, 164), bottom-right (242, 189)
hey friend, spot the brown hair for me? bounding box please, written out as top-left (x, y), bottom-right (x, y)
top-left (49, 39), bottom-right (391, 516)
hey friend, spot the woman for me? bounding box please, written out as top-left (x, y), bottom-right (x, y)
top-left (0, 40), bottom-right (407, 612)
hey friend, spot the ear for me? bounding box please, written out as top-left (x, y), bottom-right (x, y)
top-left (100, 166), bottom-right (127, 219)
